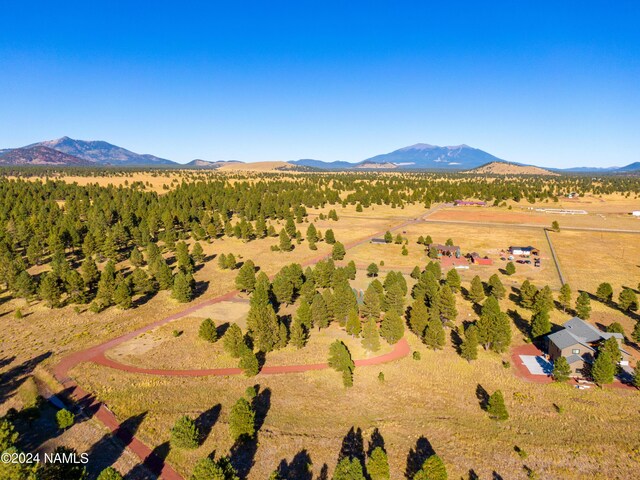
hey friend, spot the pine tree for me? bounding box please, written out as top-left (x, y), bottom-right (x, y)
top-left (632, 321), bottom-right (640, 344)
top-left (192, 241), bottom-right (205, 263)
top-left (246, 280), bottom-right (281, 352)
top-left (413, 455), bottom-right (447, 480)
top-left (436, 285), bottom-right (457, 323)
top-left (558, 283), bottom-right (572, 312)
top-left (97, 467), bottom-right (123, 480)
top-left (229, 396), bottom-right (256, 441)
top-left (520, 280), bottom-right (538, 309)
top-left (619, 287), bottom-right (639, 311)
top-left (469, 275), bottom-right (485, 304)
top-left (170, 415), bottom-right (200, 449)
top-left (367, 263), bottom-right (379, 277)
top-left (306, 223), bottom-right (318, 244)
top-left (333, 457), bottom-right (365, 480)
top-left (131, 268), bottom-right (154, 295)
top-left (39, 273), bottom-right (62, 308)
top-left (533, 286), bottom-right (554, 313)
top-left (591, 351), bottom-right (615, 385)
top-left (487, 390), bottom-right (509, 420)
top-left (384, 231), bottom-right (393, 243)
top-left (366, 447), bottom-right (390, 480)
top-left (601, 336), bottom-right (622, 364)
top-left (633, 364), bottom-right (640, 389)
top-left (172, 272), bottom-right (193, 303)
top-left (408, 299), bottom-right (429, 337)
top-left (223, 324), bottom-right (245, 358)
top-left (332, 242), bottom-right (346, 260)
top-left (552, 356), bottom-right (571, 382)
top-left (328, 340), bottom-right (355, 387)
top-left (0, 419), bottom-right (18, 451)
top-left (383, 281), bottom-right (405, 316)
top-left (235, 260), bottom-right (256, 293)
top-left (505, 261), bottom-right (516, 275)
top-left (445, 269), bottom-right (461, 292)
top-left (531, 309), bottom-right (551, 338)
top-left (279, 229), bottom-right (293, 251)
top-left (380, 310), bottom-right (404, 344)
top-left (225, 253), bottom-right (237, 269)
top-left (362, 317), bottom-right (381, 352)
top-left (154, 258), bottom-right (174, 290)
top-left (295, 300), bottom-right (313, 330)
top-left (81, 257), bottom-right (100, 291)
top-left (14, 270), bottom-right (36, 300)
top-left (476, 296), bottom-right (512, 353)
top-left (129, 247), bottom-right (144, 267)
top-left (289, 318), bottom-right (308, 348)
top-left (488, 274), bottom-right (506, 300)
top-left (575, 291), bottom-right (591, 319)
top-left (424, 311), bottom-right (446, 349)
top-left (311, 293), bottom-right (329, 329)
top-left (596, 282), bottom-right (614, 302)
top-left (460, 324), bottom-right (479, 362)
top-left (239, 348), bottom-right (260, 376)
top-left (346, 308), bottom-right (362, 337)
top-left (199, 318), bottom-right (217, 342)
top-left (325, 229), bottom-right (336, 244)
top-left (190, 457), bottom-right (238, 480)
top-left (113, 275), bottom-right (133, 309)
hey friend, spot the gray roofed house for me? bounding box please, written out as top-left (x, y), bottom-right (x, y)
top-left (546, 317), bottom-right (631, 376)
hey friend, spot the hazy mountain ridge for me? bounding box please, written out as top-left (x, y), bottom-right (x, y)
top-left (0, 146), bottom-right (93, 166)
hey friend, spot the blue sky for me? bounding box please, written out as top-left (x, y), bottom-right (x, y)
top-left (1, 1), bottom-right (638, 167)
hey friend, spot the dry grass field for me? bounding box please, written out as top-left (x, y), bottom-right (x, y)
top-left (1, 172), bottom-right (639, 480)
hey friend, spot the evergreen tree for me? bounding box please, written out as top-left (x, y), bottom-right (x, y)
top-left (97, 467), bottom-right (123, 480)
top-left (81, 257), bottom-right (100, 291)
top-left (488, 274), bottom-right (506, 300)
top-left (14, 270), bottom-right (36, 300)
top-left (346, 308), bottom-right (362, 337)
top-left (591, 351), bottom-right (615, 385)
top-left (469, 275), bottom-right (485, 304)
top-left (246, 280), bottom-right (281, 352)
top-left (362, 317), bottom-right (381, 352)
top-left (632, 321), bottom-right (640, 344)
top-left (445, 269), bottom-right (461, 292)
top-left (223, 324), bottom-right (245, 358)
top-left (113, 275), bottom-right (133, 309)
top-left (423, 314), bottom-right (445, 350)
top-left (436, 285), bottom-right (457, 323)
top-left (229, 397), bottom-right (255, 441)
top-left (172, 272), bottom-right (194, 303)
top-left (290, 317), bottom-right (308, 348)
top-left (0, 419), bottom-right (18, 451)
top-left (332, 457), bottom-right (365, 480)
top-left (236, 260), bottom-right (256, 293)
top-left (487, 390), bottom-right (509, 420)
top-left (306, 223), bottom-right (318, 244)
top-left (366, 447), bottom-right (390, 480)
top-left (633, 364), bottom-right (640, 389)
top-left (505, 261), bottom-right (516, 276)
top-left (533, 286), bottom-right (554, 313)
top-left (552, 356), bottom-right (571, 382)
top-left (131, 267), bottom-right (155, 295)
top-left (154, 257), bottom-right (174, 290)
top-left (171, 415), bottom-right (200, 449)
top-left (56, 409), bottom-right (75, 429)
top-left (410, 266), bottom-right (422, 279)
top-left (332, 241), bottom-right (346, 260)
top-left (596, 282), bottom-right (614, 302)
top-left (325, 229), bottom-right (336, 244)
top-left (328, 340), bottom-right (355, 387)
top-left (311, 293), bottom-right (330, 329)
top-left (199, 318), bottom-right (217, 342)
top-left (601, 336), bottom-right (622, 364)
top-left (225, 253), bottom-right (237, 269)
top-left (383, 281), bottom-right (405, 316)
top-left (558, 283), bottom-right (572, 312)
top-left (380, 310), bottom-right (404, 344)
top-left (575, 291), bottom-right (591, 319)
top-left (39, 273), bottom-right (62, 308)
top-left (367, 263), bottom-right (379, 277)
top-left (619, 287), bottom-right (639, 311)
top-left (383, 231), bottom-right (393, 243)
top-left (279, 229), bottom-right (293, 251)
top-left (530, 309), bottom-right (551, 338)
top-left (408, 299), bottom-right (429, 337)
top-left (519, 280), bottom-right (538, 309)
top-left (192, 241), bottom-right (205, 263)
top-left (460, 324), bottom-right (479, 362)
top-left (476, 296), bottom-right (512, 353)
top-left (190, 457), bottom-right (239, 480)
top-left (129, 247), bottom-right (144, 267)
top-left (413, 454), bottom-right (447, 480)
top-left (239, 348), bottom-right (260, 377)
top-left (295, 300), bottom-right (313, 330)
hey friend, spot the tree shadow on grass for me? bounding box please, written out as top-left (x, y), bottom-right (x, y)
top-left (506, 309), bottom-right (530, 338)
top-left (338, 426), bottom-right (365, 468)
top-left (405, 436), bottom-right (436, 479)
top-left (276, 449), bottom-right (313, 480)
top-left (367, 427), bottom-right (386, 456)
top-left (196, 404), bottom-right (221, 444)
top-left (476, 384), bottom-right (489, 411)
top-left (0, 351), bottom-right (51, 405)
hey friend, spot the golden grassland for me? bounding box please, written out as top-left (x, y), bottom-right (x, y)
top-left (1, 187), bottom-right (639, 479)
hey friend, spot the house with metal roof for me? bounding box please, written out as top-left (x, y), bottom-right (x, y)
top-left (508, 246), bottom-right (540, 256)
top-left (546, 317), bottom-right (631, 376)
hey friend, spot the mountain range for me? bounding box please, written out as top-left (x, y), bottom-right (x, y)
top-left (0, 137), bottom-right (638, 172)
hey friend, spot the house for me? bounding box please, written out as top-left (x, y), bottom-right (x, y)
top-left (467, 252), bottom-right (493, 265)
top-left (546, 317), bottom-right (631, 376)
top-left (632, 211), bottom-right (640, 217)
top-left (454, 200), bottom-right (487, 207)
top-left (508, 246), bottom-right (539, 256)
top-left (370, 238), bottom-right (387, 244)
top-left (428, 244), bottom-right (461, 257)
top-left (440, 256), bottom-right (469, 268)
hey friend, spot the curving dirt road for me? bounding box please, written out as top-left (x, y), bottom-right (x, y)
top-left (49, 206), bottom-right (439, 479)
